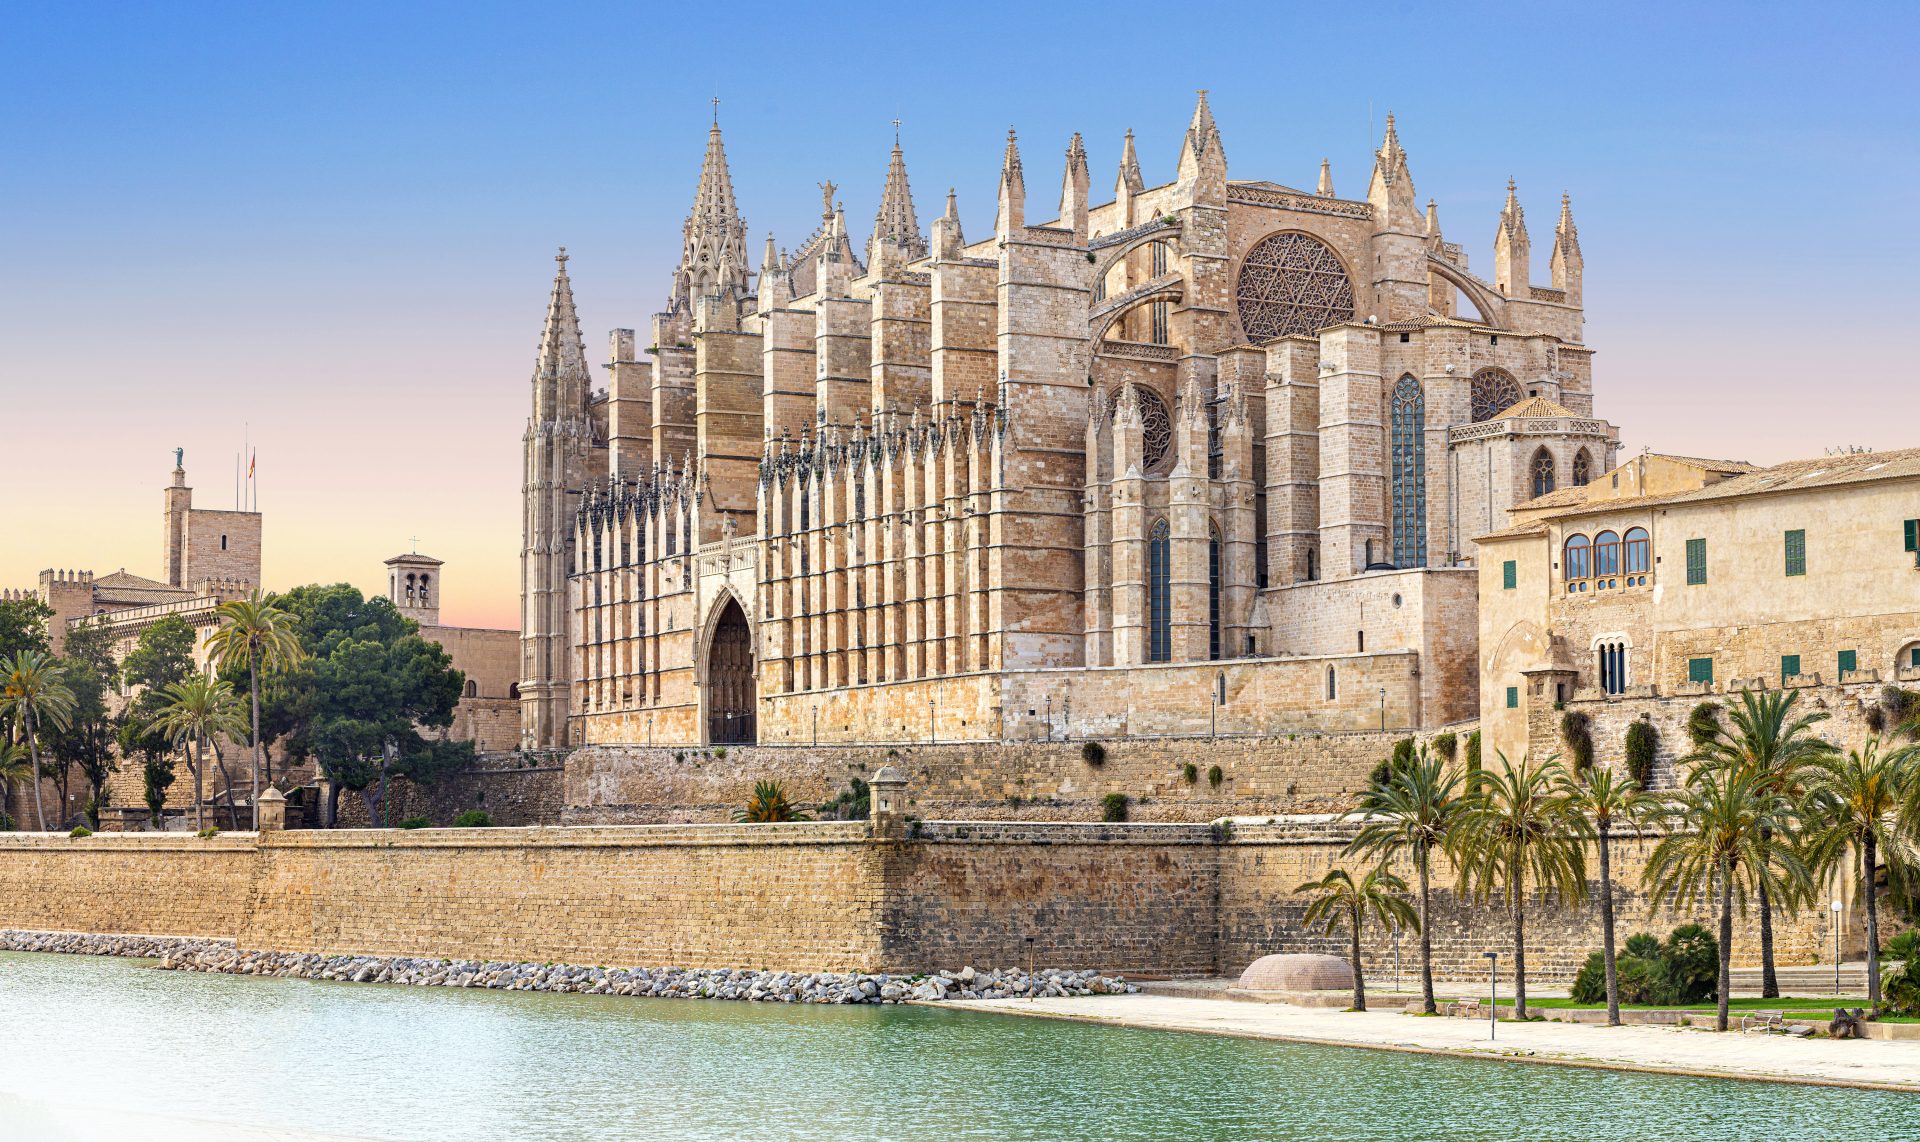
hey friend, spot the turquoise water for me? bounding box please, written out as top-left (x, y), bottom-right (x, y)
top-left (1, 951), bottom-right (1914, 1141)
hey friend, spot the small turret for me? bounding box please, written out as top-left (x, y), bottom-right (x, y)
top-left (1061, 132), bottom-right (1090, 243)
top-left (1317, 157), bottom-right (1334, 198)
top-left (1174, 90), bottom-right (1227, 205)
top-left (932, 187), bottom-right (966, 260)
top-left (1550, 193), bottom-right (1582, 305)
top-left (996, 128), bottom-right (1025, 235)
top-left (1495, 178), bottom-right (1531, 296)
top-left (1367, 114), bottom-right (1420, 232)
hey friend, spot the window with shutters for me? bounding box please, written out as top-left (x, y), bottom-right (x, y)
top-left (1781, 654), bottom-right (1801, 682)
top-left (1784, 529), bottom-right (1806, 576)
top-left (1505, 685), bottom-right (1518, 709)
top-left (1502, 560), bottom-right (1516, 590)
top-left (1688, 657), bottom-right (1714, 684)
top-left (1685, 538), bottom-right (1707, 585)
top-left (1905, 519), bottom-right (1918, 554)
top-left (1838, 649), bottom-right (1857, 676)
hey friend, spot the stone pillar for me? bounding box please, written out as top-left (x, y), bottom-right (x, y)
top-left (869, 764), bottom-right (908, 839)
top-left (257, 786), bottom-right (287, 833)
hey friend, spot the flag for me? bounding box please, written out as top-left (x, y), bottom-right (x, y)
top-left (248, 450), bottom-right (255, 479)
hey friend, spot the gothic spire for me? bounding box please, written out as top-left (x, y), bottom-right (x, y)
top-left (533, 247), bottom-right (590, 421)
top-left (1117, 128), bottom-right (1144, 195)
top-left (1367, 113), bottom-right (1420, 231)
top-left (1317, 157), bottom-right (1334, 197)
top-left (870, 130), bottom-right (928, 266)
top-left (1177, 90), bottom-right (1226, 176)
top-left (672, 114), bottom-right (750, 311)
top-left (1495, 178), bottom-right (1531, 295)
top-left (933, 186), bottom-right (966, 259)
top-left (1555, 192), bottom-right (1579, 254)
top-left (1425, 198), bottom-right (1441, 239)
top-left (1061, 132), bottom-right (1090, 241)
top-left (997, 128), bottom-right (1025, 234)
top-left (1551, 192), bottom-right (1583, 302)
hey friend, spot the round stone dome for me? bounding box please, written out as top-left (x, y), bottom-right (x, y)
top-left (1236, 953), bottom-right (1353, 991)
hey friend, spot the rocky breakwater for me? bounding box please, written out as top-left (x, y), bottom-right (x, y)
top-left (153, 947), bottom-right (1133, 1004)
top-left (2, 929), bottom-right (234, 959)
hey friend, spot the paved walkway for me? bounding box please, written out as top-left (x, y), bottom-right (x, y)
top-left (941, 993), bottom-right (1920, 1091)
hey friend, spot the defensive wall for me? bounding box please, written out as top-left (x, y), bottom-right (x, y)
top-left (0, 815), bottom-right (1835, 981)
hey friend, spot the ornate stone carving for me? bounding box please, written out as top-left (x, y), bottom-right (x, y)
top-left (1112, 384), bottom-right (1173, 472)
top-left (1470, 367), bottom-right (1524, 422)
top-left (1233, 232), bottom-right (1355, 344)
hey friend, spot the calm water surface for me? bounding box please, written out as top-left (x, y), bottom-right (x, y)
top-left (1, 951), bottom-right (1914, 1141)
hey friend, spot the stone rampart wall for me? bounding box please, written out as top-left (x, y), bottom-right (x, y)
top-left (331, 761), bottom-right (564, 828)
top-left (0, 817), bottom-right (1833, 981)
top-left (564, 728), bottom-right (1471, 825)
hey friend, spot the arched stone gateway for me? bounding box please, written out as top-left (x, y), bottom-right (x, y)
top-left (705, 597), bottom-right (756, 744)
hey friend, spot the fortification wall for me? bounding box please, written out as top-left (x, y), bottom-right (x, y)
top-left (0, 817), bottom-right (1835, 981)
top-left (331, 760), bottom-right (564, 828)
top-left (564, 728), bottom-right (1469, 825)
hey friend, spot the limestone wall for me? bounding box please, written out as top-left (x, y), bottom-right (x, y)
top-left (563, 727), bottom-right (1469, 825)
top-left (331, 759), bottom-right (564, 828)
top-left (0, 817), bottom-right (1837, 981)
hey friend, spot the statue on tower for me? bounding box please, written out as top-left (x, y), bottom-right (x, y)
top-left (173, 447), bottom-right (184, 470)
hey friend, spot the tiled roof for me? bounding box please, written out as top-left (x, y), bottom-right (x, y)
top-left (1490, 395), bottom-right (1581, 420)
top-left (1659, 447), bottom-right (1920, 507)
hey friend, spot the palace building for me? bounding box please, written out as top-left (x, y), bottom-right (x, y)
top-left (521, 95), bottom-right (1618, 748)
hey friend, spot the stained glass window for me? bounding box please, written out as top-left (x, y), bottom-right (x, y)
top-left (1149, 518), bottom-right (1171, 663)
top-left (1389, 376), bottom-right (1426, 568)
top-left (1531, 449), bottom-right (1557, 499)
top-left (1470, 368), bottom-right (1523, 422)
top-left (1234, 231), bottom-right (1355, 343)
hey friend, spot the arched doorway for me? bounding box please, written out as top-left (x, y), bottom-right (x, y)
top-left (706, 597), bottom-right (756, 744)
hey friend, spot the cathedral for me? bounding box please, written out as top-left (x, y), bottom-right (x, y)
top-left (519, 95), bottom-right (1619, 749)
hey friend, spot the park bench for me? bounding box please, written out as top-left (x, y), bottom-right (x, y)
top-left (1740, 1010), bottom-right (1785, 1033)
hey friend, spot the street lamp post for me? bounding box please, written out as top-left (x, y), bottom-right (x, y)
top-left (1378, 687), bottom-right (1386, 732)
top-left (1044, 696), bottom-right (1052, 741)
top-left (1831, 898), bottom-right (1844, 995)
top-left (1484, 951), bottom-right (1499, 1041)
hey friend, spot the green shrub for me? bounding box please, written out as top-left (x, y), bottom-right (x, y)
top-left (1207, 764), bottom-right (1224, 788)
top-left (1081, 741), bottom-right (1107, 766)
top-left (398, 816), bottom-right (431, 830)
top-left (68, 825), bottom-right (92, 839)
top-left (1464, 730), bottom-right (1481, 773)
top-left (1624, 720), bottom-right (1658, 787)
top-left (1560, 709), bottom-right (1593, 770)
top-left (1570, 951), bottom-right (1608, 1004)
top-left (1430, 731), bottom-right (1457, 763)
top-left (1884, 931), bottom-right (1920, 1016)
top-left (452, 810), bottom-right (494, 828)
top-left (195, 826), bottom-right (221, 839)
top-left (0, 810), bottom-right (14, 832)
top-left (1392, 737), bottom-right (1416, 767)
top-left (1662, 923), bottom-right (1719, 1004)
top-left (816, 777), bottom-right (870, 821)
top-left (1182, 762), bottom-right (1198, 784)
top-left (1623, 932), bottom-right (1663, 961)
top-left (1101, 793), bottom-right (1129, 823)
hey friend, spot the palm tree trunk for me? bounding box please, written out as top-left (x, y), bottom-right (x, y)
top-left (1757, 870), bottom-right (1778, 999)
top-left (192, 734), bottom-right (205, 832)
top-left (1717, 859), bottom-right (1734, 1033)
top-left (1864, 832), bottom-right (1881, 1007)
top-left (1599, 823), bottom-right (1620, 1027)
top-left (211, 740), bottom-right (239, 831)
top-left (1511, 855), bottom-right (1528, 1020)
top-left (1350, 912), bottom-right (1367, 1012)
top-left (325, 778), bottom-right (342, 829)
top-left (26, 709), bottom-right (47, 832)
top-left (1417, 853), bottom-right (1435, 1015)
top-left (249, 661), bottom-right (262, 829)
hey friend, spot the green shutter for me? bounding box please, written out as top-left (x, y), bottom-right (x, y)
top-left (1505, 686), bottom-right (1519, 709)
top-left (1784, 529), bottom-right (1806, 577)
top-left (1838, 649), bottom-right (1857, 676)
top-left (1685, 538), bottom-right (1707, 585)
top-left (1781, 654), bottom-right (1800, 681)
top-left (1688, 657), bottom-right (1714, 684)
top-left (1905, 519), bottom-right (1918, 553)
top-left (1502, 560), bottom-right (1517, 590)
top-left (1912, 648), bottom-right (1920, 670)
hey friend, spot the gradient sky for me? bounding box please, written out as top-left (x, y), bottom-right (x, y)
top-left (4, 1), bottom-right (1916, 629)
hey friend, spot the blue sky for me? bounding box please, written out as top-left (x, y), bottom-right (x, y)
top-left (2, 1), bottom-right (1915, 624)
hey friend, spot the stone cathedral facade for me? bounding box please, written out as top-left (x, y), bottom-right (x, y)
top-left (519, 95), bottom-right (1619, 749)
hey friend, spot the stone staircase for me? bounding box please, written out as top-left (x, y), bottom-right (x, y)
top-left (1730, 961), bottom-right (1871, 994)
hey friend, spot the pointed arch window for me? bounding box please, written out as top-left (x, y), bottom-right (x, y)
top-left (1326, 665), bottom-right (1338, 700)
top-left (1572, 450), bottom-right (1592, 487)
top-left (1149, 519), bottom-right (1172, 663)
top-left (1531, 449), bottom-right (1557, 499)
top-left (1390, 375), bottom-right (1427, 568)
top-left (1208, 524), bottom-right (1222, 661)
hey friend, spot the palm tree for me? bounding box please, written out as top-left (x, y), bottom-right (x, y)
top-left (1453, 751), bottom-right (1588, 1020)
top-left (733, 780), bottom-right (811, 823)
top-left (1344, 747), bottom-right (1466, 1015)
top-left (1802, 738), bottom-right (1919, 1006)
top-left (148, 673), bottom-right (247, 832)
top-left (0, 741), bottom-right (34, 827)
top-left (207, 593), bottom-right (303, 829)
top-left (1689, 689), bottom-right (1836, 997)
top-left (1644, 762), bottom-right (1810, 1031)
top-left (1, 650), bottom-right (77, 831)
top-left (1295, 865), bottom-right (1418, 1012)
top-left (1557, 765), bottom-right (1657, 1026)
